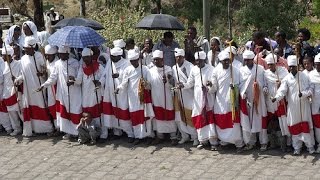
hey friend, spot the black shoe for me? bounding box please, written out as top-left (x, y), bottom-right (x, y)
top-left (151, 138), bottom-right (163, 145)
top-left (133, 139), bottom-right (140, 145)
top-left (128, 137), bottom-right (135, 143)
top-left (171, 139), bottom-right (178, 146)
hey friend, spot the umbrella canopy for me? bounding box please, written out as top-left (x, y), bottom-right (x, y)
top-left (53, 17), bottom-right (104, 30)
top-left (48, 26), bottom-right (106, 48)
top-left (136, 14), bottom-right (185, 31)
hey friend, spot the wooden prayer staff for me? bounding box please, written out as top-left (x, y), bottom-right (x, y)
top-left (295, 42), bottom-right (303, 123)
top-left (226, 40), bottom-right (236, 122)
top-left (90, 53), bottom-right (102, 127)
top-left (110, 60), bottom-right (120, 127)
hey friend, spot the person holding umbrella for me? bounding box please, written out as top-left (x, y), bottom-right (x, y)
top-left (153, 32), bottom-right (180, 67)
top-left (37, 46), bottom-right (82, 140)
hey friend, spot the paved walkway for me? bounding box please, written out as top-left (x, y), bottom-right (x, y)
top-left (0, 133), bottom-right (320, 180)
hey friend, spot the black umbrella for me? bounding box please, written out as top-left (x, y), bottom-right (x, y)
top-left (53, 17), bottom-right (104, 30)
top-left (136, 14), bottom-right (185, 31)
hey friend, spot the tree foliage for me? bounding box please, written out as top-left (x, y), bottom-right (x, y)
top-left (236, 0), bottom-right (308, 38)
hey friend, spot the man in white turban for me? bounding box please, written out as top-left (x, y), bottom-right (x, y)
top-left (172, 48), bottom-right (198, 145)
top-left (240, 50), bottom-right (268, 151)
top-left (211, 50), bottom-right (245, 152)
top-left (264, 53), bottom-right (290, 151)
top-left (178, 51), bottom-right (218, 150)
top-left (1, 46), bottom-right (21, 136)
top-left (272, 55), bottom-right (315, 155)
top-left (115, 49), bottom-right (154, 144)
top-left (15, 36), bottom-right (54, 136)
top-left (146, 49), bottom-right (178, 145)
top-left (308, 53), bottom-right (320, 153)
top-left (38, 46), bottom-right (82, 140)
top-left (100, 47), bottom-right (133, 142)
top-left (113, 39), bottom-right (126, 59)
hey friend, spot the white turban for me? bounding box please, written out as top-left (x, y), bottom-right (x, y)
top-left (113, 39), bottom-right (126, 48)
top-left (58, 46), bottom-right (70, 53)
top-left (265, 53), bottom-right (278, 65)
top-left (315, 54), bottom-right (320, 63)
top-left (218, 51), bottom-right (230, 61)
top-left (224, 46), bottom-right (237, 55)
top-left (287, 55), bottom-right (297, 66)
top-left (82, 48), bottom-right (93, 56)
top-left (110, 47), bottom-right (123, 56)
top-left (45, 45), bottom-right (57, 54)
top-left (242, 50), bottom-right (255, 59)
top-left (2, 46), bottom-right (14, 56)
top-left (153, 50), bottom-right (163, 59)
top-left (174, 48), bottom-right (185, 57)
top-left (194, 51), bottom-right (206, 60)
top-left (50, 7), bottom-right (55, 11)
top-left (127, 49), bottom-right (140, 61)
top-left (23, 36), bottom-right (37, 48)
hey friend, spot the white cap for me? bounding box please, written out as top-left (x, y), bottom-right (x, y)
top-left (194, 51), bottom-right (206, 60)
top-left (127, 49), bottom-right (140, 61)
top-left (1, 46), bottom-right (14, 56)
top-left (287, 55), bottom-right (297, 66)
top-left (315, 54), bottom-right (320, 63)
top-left (82, 48), bottom-right (93, 56)
top-left (24, 36), bottom-right (37, 48)
top-left (265, 53), bottom-right (278, 65)
top-left (113, 39), bottom-right (126, 48)
top-left (50, 7), bottom-right (55, 11)
top-left (110, 47), bottom-right (123, 56)
top-left (153, 50), bottom-right (163, 59)
top-left (242, 50), bottom-right (255, 59)
top-left (45, 45), bottom-right (57, 54)
top-left (218, 51), bottom-right (230, 61)
top-left (224, 46), bottom-right (237, 55)
top-left (174, 48), bottom-right (185, 57)
top-left (58, 46), bottom-right (70, 53)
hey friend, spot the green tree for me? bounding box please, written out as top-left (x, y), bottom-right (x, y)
top-left (236, 0), bottom-right (308, 38)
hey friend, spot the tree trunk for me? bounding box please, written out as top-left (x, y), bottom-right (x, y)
top-left (156, 0), bottom-right (161, 14)
top-left (33, 0), bottom-right (44, 30)
top-left (80, 0), bottom-right (86, 17)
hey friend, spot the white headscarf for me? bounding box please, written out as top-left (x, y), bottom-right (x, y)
top-left (5, 25), bottom-right (20, 45)
top-left (22, 21), bottom-right (38, 38)
top-left (210, 37), bottom-right (224, 52)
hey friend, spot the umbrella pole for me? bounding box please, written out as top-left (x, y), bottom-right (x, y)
top-left (110, 60), bottom-right (120, 127)
top-left (197, 51), bottom-right (208, 125)
top-left (32, 53), bottom-right (56, 130)
top-left (90, 55), bottom-right (102, 127)
top-left (174, 57), bottom-right (187, 126)
top-left (3, 44), bottom-right (21, 115)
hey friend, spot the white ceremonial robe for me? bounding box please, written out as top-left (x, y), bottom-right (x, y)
top-left (117, 64), bottom-right (154, 139)
top-left (147, 65), bottom-right (177, 134)
top-left (172, 61), bottom-right (197, 139)
top-left (75, 62), bottom-right (104, 127)
top-left (183, 64), bottom-right (217, 142)
top-left (274, 71), bottom-right (314, 150)
top-left (0, 59), bottom-right (11, 132)
top-left (142, 52), bottom-right (154, 68)
top-left (19, 52), bottom-right (53, 135)
top-left (207, 50), bottom-right (220, 67)
top-left (42, 58), bottom-right (82, 135)
top-left (101, 58), bottom-right (133, 137)
top-left (308, 69), bottom-right (320, 148)
top-left (240, 64), bottom-right (268, 145)
top-left (47, 58), bottom-right (58, 128)
top-left (213, 65), bottom-right (244, 147)
top-left (264, 67), bottom-right (289, 136)
top-left (2, 60), bottom-right (22, 132)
